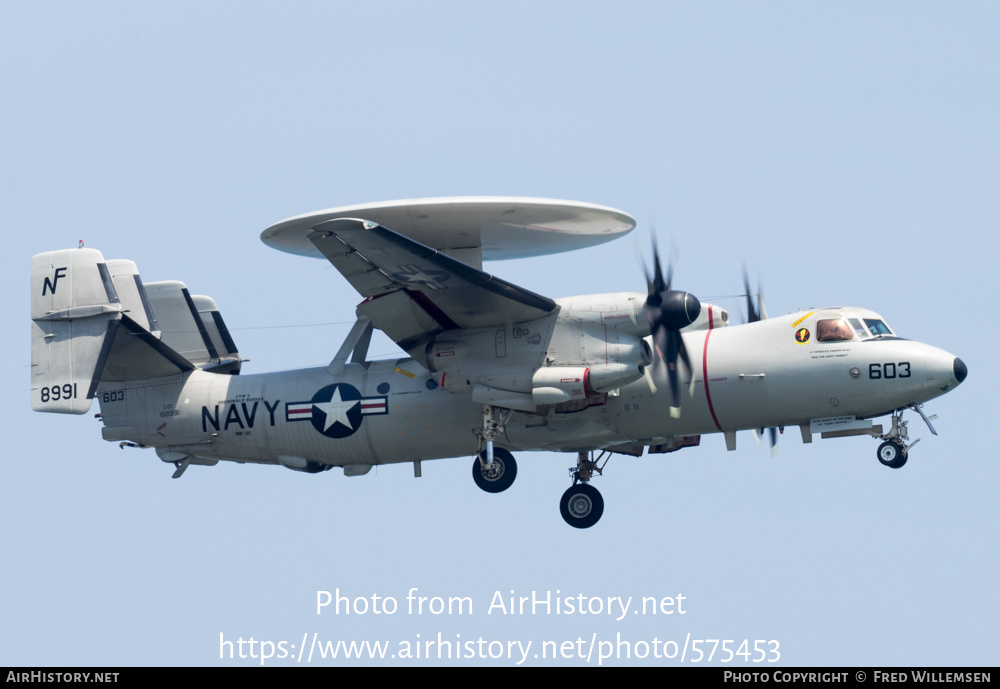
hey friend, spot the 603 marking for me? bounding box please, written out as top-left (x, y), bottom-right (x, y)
top-left (869, 362), bottom-right (911, 379)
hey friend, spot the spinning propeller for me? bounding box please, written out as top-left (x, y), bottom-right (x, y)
top-left (742, 265), bottom-right (768, 324)
top-left (742, 266), bottom-right (778, 453)
top-left (643, 241), bottom-right (701, 418)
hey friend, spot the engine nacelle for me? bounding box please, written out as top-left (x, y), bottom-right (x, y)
top-left (425, 294), bottom-right (658, 408)
top-left (423, 340), bottom-right (470, 372)
top-left (532, 366), bottom-right (588, 405)
top-left (531, 362), bottom-right (646, 405)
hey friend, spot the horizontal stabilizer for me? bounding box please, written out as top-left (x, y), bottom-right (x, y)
top-left (98, 315), bottom-right (196, 384)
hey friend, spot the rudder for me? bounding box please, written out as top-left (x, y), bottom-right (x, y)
top-left (30, 248), bottom-right (123, 413)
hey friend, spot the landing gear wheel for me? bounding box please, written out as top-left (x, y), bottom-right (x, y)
top-left (472, 447), bottom-right (517, 493)
top-left (559, 483), bottom-right (604, 528)
top-left (877, 440), bottom-right (908, 469)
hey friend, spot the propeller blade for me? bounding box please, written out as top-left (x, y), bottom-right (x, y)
top-left (645, 238), bottom-right (669, 295)
top-left (677, 330), bottom-right (697, 398)
top-left (641, 239), bottom-right (701, 417)
top-left (666, 331), bottom-right (681, 414)
top-left (742, 266), bottom-right (768, 323)
top-left (643, 364), bottom-right (657, 394)
top-left (743, 265), bottom-right (760, 323)
top-left (753, 426), bottom-right (779, 455)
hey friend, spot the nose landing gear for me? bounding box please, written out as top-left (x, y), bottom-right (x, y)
top-left (877, 439), bottom-right (907, 469)
top-left (874, 405), bottom-right (938, 469)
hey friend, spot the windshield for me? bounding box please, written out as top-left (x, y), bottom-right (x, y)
top-left (864, 319), bottom-right (894, 337)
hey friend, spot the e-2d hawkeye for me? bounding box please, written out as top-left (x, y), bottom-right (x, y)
top-left (29, 197), bottom-right (968, 528)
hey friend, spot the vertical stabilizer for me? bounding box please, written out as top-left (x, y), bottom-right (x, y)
top-left (31, 248), bottom-right (124, 413)
top-left (190, 295), bottom-right (242, 373)
top-left (105, 259), bottom-right (160, 336)
top-left (31, 249), bottom-right (229, 414)
top-left (143, 281), bottom-right (217, 366)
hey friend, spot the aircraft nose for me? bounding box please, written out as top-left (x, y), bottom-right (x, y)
top-left (953, 357), bottom-right (968, 385)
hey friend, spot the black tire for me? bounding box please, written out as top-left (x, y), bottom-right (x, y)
top-left (559, 483), bottom-right (604, 528)
top-left (472, 448), bottom-right (517, 493)
top-left (877, 440), bottom-right (908, 469)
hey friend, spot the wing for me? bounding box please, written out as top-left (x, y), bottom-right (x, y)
top-left (308, 218), bottom-right (557, 351)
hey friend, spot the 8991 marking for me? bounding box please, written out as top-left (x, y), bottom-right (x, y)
top-left (40, 384), bottom-right (77, 403)
top-left (869, 362), bottom-right (911, 379)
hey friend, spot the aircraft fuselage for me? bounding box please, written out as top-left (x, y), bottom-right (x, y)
top-left (95, 305), bottom-right (964, 473)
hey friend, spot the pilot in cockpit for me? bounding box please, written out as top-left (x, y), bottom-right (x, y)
top-left (816, 318), bottom-right (854, 342)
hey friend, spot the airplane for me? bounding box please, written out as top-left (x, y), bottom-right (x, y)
top-left (29, 197), bottom-right (968, 528)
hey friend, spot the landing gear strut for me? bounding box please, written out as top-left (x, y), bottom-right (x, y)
top-left (472, 405), bottom-right (517, 493)
top-left (559, 451), bottom-right (609, 528)
top-left (874, 407), bottom-right (931, 469)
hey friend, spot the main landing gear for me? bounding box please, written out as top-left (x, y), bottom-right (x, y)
top-left (472, 404), bottom-right (518, 493)
top-left (473, 447), bottom-right (517, 493)
top-left (471, 405), bottom-right (609, 528)
top-left (560, 451), bottom-right (609, 529)
top-left (470, 445), bottom-right (609, 528)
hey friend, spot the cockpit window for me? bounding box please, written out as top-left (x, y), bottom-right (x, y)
top-left (848, 318), bottom-right (869, 339)
top-left (816, 318), bottom-right (855, 342)
top-left (864, 319), bottom-right (893, 337)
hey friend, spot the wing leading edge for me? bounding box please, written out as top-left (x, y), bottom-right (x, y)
top-left (308, 218), bottom-right (557, 352)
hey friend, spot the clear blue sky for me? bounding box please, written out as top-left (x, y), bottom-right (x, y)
top-left (2, 1), bottom-right (996, 666)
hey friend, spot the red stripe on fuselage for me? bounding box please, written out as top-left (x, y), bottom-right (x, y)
top-left (702, 306), bottom-right (724, 432)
